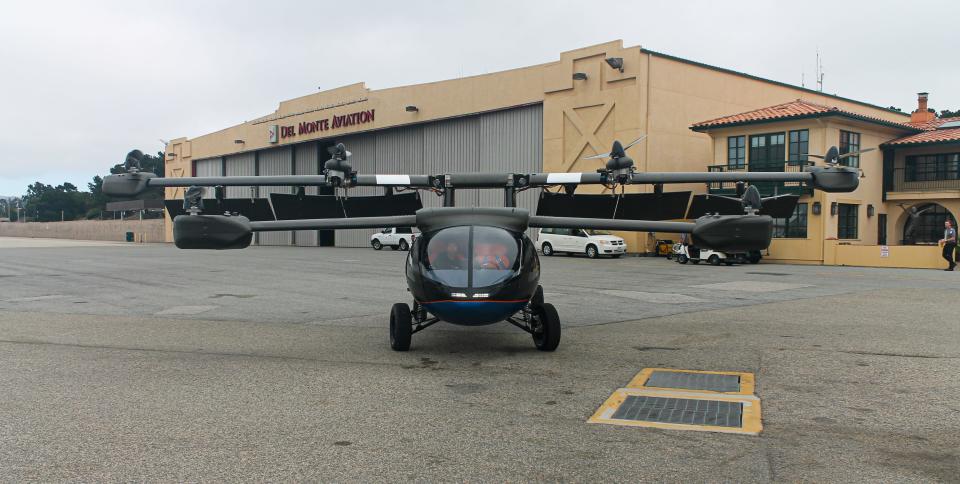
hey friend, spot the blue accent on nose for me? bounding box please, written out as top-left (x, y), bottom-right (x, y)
top-left (422, 301), bottom-right (526, 326)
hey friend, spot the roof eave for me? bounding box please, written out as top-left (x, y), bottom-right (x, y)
top-left (691, 112), bottom-right (920, 134)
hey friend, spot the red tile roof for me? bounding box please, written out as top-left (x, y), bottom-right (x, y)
top-left (884, 117), bottom-right (960, 147)
top-left (691, 99), bottom-right (915, 131)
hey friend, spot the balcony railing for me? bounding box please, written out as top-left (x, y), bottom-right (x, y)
top-left (706, 161), bottom-right (811, 196)
top-left (888, 168), bottom-right (960, 193)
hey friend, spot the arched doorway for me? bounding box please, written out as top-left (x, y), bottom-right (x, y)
top-left (902, 203), bottom-right (956, 245)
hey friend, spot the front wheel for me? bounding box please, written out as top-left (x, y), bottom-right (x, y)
top-left (372, 239), bottom-right (383, 250)
top-left (398, 239), bottom-right (409, 251)
top-left (541, 243), bottom-right (554, 256)
top-left (585, 245), bottom-right (598, 259)
top-left (389, 303), bottom-right (412, 351)
top-left (532, 303), bottom-right (561, 351)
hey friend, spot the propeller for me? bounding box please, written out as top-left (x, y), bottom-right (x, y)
top-left (582, 135), bottom-right (647, 160)
top-left (182, 185), bottom-right (205, 212)
top-left (324, 142), bottom-right (354, 186)
top-left (803, 146), bottom-right (875, 166)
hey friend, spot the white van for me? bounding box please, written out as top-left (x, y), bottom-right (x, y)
top-left (537, 228), bottom-right (626, 258)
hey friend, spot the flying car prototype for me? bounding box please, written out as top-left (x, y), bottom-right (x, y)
top-left (102, 138), bottom-right (861, 352)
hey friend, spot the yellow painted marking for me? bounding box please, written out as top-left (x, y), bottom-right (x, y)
top-left (626, 367), bottom-right (755, 396)
top-left (588, 388), bottom-right (763, 436)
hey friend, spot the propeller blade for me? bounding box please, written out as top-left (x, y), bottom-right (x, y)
top-left (582, 152), bottom-right (610, 160)
top-left (622, 135), bottom-right (648, 151)
top-left (802, 153), bottom-right (827, 159)
top-left (837, 147), bottom-right (875, 159)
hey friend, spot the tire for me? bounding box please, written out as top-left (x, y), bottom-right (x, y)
top-left (749, 251), bottom-right (762, 264)
top-left (708, 255), bottom-right (721, 266)
top-left (678, 254), bottom-right (688, 264)
top-left (398, 239), bottom-right (409, 251)
top-left (541, 242), bottom-right (554, 256)
top-left (585, 245), bottom-right (598, 259)
top-left (372, 239), bottom-right (382, 250)
top-left (389, 303), bottom-right (412, 351)
top-left (532, 303), bottom-right (561, 351)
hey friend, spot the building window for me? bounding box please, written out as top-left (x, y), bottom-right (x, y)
top-left (837, 203), bottom-right (859, 239)
top-left (905, 153), bottom-right (960, 182)
top-left (839, 130), bottom-right (861, 167)
top-left (903, 203), bottom-right (956, 245)
top-left (727, 136), bottom-right (745, 169)
top-left (788, 129), bottom-right (809, 164)
top-left (772, 203), bottom-right (808, 238)
top-left (749, 132), bottom-right (786, 169)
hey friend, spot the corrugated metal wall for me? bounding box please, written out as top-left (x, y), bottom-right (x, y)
top-left (193, 158), bottom-right (222, 198)
top-left (194, 104), bottom-right (542, 248)
top-left (328, 104), bottom-right (542, 246)
top-left (258, 147), bottom-right (293, 246)
top-left (293, 142), bottom-right (320, 246)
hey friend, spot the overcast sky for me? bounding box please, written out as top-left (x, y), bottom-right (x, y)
top-left (1, 0), bottom-right (957, 196)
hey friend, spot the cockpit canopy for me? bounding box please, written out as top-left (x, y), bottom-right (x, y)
top-left (421, 226), bottom-right (521, 288)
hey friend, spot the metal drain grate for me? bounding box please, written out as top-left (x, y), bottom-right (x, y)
top-left (646, 370), bottom-right (741, 393)
top-left (611, 395), bottom-right (742, 428)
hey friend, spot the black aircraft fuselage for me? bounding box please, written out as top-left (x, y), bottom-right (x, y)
top-left (404, 208), bottom-right (540, 326)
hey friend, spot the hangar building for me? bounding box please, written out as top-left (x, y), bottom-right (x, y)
top-left (162, 40), bottom-right (957, 268)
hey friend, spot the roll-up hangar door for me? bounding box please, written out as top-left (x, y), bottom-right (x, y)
top-left (224, 152), bottom-right (257, 243)
top-left (258, 147), bottom-right (293, 246)
top-left (331, 103), bottom-right (542, 247)
top-left (293, 142), bottom-right (320, 246)
top-left (193, 158), bottom-right (223, 199)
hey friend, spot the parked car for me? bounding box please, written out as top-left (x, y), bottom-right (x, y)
top-left (537, 228), bottom-right (626, 258)
top-left (672, 243), bottom-right (761, 265)
top-left (371, 227), bottom-right (417, 251)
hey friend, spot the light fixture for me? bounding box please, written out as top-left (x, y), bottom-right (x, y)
top-left (812, 201), bottom-right (822, 215)
top-left (867, 204), bottom-right (875, 217)
top-left (831, 202), bottom-right (838, 216)
top-left (233, 139), bottom-right (245, 144)
top-left (572, 72), bottom-right (588, 81)
top-left (405, 105), bottom-right (418, 112)
top-left (605, 57), bottom-right (624, 72)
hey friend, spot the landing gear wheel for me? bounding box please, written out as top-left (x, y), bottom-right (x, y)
top-left (541, 243), bottom-right (554, 256)
top-left (398, 239), bottom-right (409, 251)
top-left (389, 303), bottom-right (412, 351)
top-left (372, 239), bottom-right (382, 250)
top-left (748, 251), bottom-right (762, 264)
top-left (586, 245), bottom-right (598, 259)
top-left (708, 254), bottom-right (721, 266)
top-left (532, 285), bottom-right (544, 307)
top-left (677, 254), bottom-right (689, 264)
top-left (532, 303), bottom-right (561, 351)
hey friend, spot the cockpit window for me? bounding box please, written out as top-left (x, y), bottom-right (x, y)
top-left (422, 226), bottom-right (520, 288)
top-left (424, 226), bottom-right (470, 287)
top-left (471, 226), bottom-right (519, 287)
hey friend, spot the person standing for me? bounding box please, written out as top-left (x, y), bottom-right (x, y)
top-left (939, 220), bottom-right (957, 271)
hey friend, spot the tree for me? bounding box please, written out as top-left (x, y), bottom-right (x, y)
top-left (940, 109), bottom-right (960, 118)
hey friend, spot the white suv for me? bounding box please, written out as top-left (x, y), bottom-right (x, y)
top-left (537, 228), bottom-right (627, 258)
top-left (370, 227), bottom-right (416, 251)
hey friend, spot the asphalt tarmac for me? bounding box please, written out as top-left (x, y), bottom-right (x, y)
top-left (0, 238), bottom-right (958, 481)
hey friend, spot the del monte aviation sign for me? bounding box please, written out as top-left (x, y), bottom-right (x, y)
top-left (268, 109), bottom-right (375, 143)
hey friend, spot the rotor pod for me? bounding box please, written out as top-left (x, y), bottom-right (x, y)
top-left (173, 214), bottom-right (252, 250)
top-left (101, 172), bottom-right (156, 197)
top-left (690, 214), bottom-right (773, 252)
top-left (807, 165), bottom-right (860, 192)
top-left (824, 146), bottom-right (840, 165)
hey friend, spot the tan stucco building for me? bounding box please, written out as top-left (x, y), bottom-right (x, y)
top-left (162, 40), bottom-right (958, 268)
